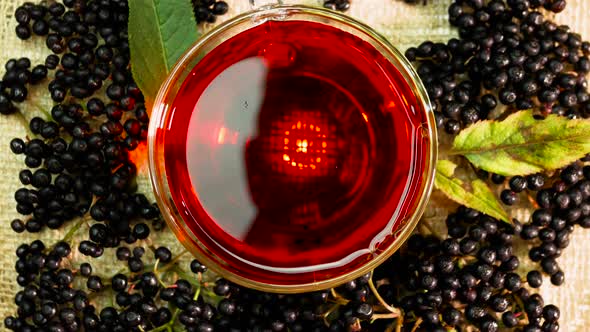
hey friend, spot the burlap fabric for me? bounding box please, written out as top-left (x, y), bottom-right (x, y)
top-left (1, 0), bottom-right (589, 331)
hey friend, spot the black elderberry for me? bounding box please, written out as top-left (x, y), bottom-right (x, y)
top-left (550, 270), bottom-right (565, 286)
top-left (111, 274), bottom-right (128, 292)
top-left (212, 1), bottom-right (229, 15)
top-left (527, 174), bottom-right (545, 190)
top-left (507, 66), bottom-right (525, 84)
top-left (87, 276), bottom-right (103, 291)
top-left (129, 223), bottom-right (149, 241)
top-left (79, 241), bottom-right (103, 258)
top-left (14, 7), bottom-right (31, 24)
top-left (443, 119), bottom-right (461, 135)
top-left (151, 246), bottom-right (172, 263)
top-left (541, 257), bottom-right (559, 274)
top-left (10, 219), bottom-right (25, 233)
top-left (465, 304), bottom-right (486, 322)
top-left (89, 223), bottom-right (109, 244)
top-left (496, 245), bottom-right (512, 262)
top-left (128, 257), bottom-right (143, 272)
top-left (217, 298), bottom-right (236, 317)
top-left (533, 209), bottom-right (552, 227)
top-left (504, 272), bottom-right (522, 291)
top-left (480, 317), bottom-right (499, 332)
top-left (10, 85), bottom-right (28, 102)
top-left (460, 238), bottom-right (478, 255)
top-left (79, 262), bottom-right (92, 277)
top-left (461, 105), bottom-right (480, 123)
top-left (501, 190), bottom-right (517, 205)
top-left (133, 246), bottom-right (145, 258)
top-left (491, 174), bottom-right (506, 184)
top-left (502, 311), bottom-right (519, 328)
top-left (30, 65), bottom-right (48, 83)
top-left (32, 19), bottom-right (49, 36)
top-left (501, 256), bottom-right (520, 271)
top-left (190, 259), bottom-right (208, 274)
top-left (443, 102), bottom-right (461, 119)
top-left (543, 304), bottom-right (560, 322)
top-left (478, 248), bottom-right (496, 264)
top-left (15, 24), bottom-right (32, 40)
top-left (539, 228), bottom-right (556, 242)
top-left (509, 176), bottom-right (527, 192)
top-left (526, 298), bottom-right (544, 319)
top-left (499, 88), bottom-right (517, 104)
top-left (9, 138), bottom-right (26, 154)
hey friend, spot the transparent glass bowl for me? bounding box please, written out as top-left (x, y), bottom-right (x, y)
top-left (148, 5), bottom-right (437, 293)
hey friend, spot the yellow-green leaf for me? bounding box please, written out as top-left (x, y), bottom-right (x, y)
top-left (128, 0), bottom-right (199, 103)
top-left (435, 160), bottom-right (511, 224)
top-left (452, 110), bottom-right (590, 176)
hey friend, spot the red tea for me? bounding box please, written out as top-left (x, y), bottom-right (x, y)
top-left (160, 20), bottom-right (432, 285)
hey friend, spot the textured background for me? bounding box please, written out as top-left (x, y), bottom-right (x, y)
top-left (0, 0), bottom-right (589, 331)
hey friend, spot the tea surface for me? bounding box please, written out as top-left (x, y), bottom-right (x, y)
top-left (162, 20), bottom-right (431, 284)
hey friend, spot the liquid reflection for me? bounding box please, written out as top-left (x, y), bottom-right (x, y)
top-left (186, 57), bottom-right (267, 240)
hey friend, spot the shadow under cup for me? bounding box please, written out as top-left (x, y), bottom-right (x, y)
top-left (148, 5), bottom-right (437, 293)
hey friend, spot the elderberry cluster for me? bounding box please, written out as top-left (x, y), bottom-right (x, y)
top-left (363, 206), bottom-right (559, 332)
top-left (405, 0), bottom-right (590, 296)
top-left (517, 163), bottom-right (590, 286)
top-left (406, 0), bottom-right (590, 135)
top-left (191, 0), bottom-right (229, 24)
top-left (5, 0), bottom-right (163, 244)
top-left (7, 231), bottom-right (382, 332)
top-left (2, 0), bottom-right (171, 329)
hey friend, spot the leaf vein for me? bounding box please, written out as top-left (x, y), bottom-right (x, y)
top-left (453, 131), bottom-right (590, 155)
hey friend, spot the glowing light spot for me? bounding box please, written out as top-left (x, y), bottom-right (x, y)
top-left (276, 113), bottom-right (337, 176)
top-left (296, 139), bottom-right (309, 153)
top-left (401, 95), bottom-right (409, 107)
top-left (217, 127), bottom-right (227, 144)
top-left (362, 113), bottom-right (368, 122)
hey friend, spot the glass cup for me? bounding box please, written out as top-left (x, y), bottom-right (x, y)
top-left (148, 3), bottom-right (437, 293)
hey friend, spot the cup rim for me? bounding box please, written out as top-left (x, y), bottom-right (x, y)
top-left (148, 4), bottom-right (438, 293)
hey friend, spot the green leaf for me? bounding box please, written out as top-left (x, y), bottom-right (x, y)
top-left (435, 160), bottom-right (511, 224)
top-left (128, 0), bottom-right (199, 102)
top-left (452, 110), bottom-right (590, 176)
